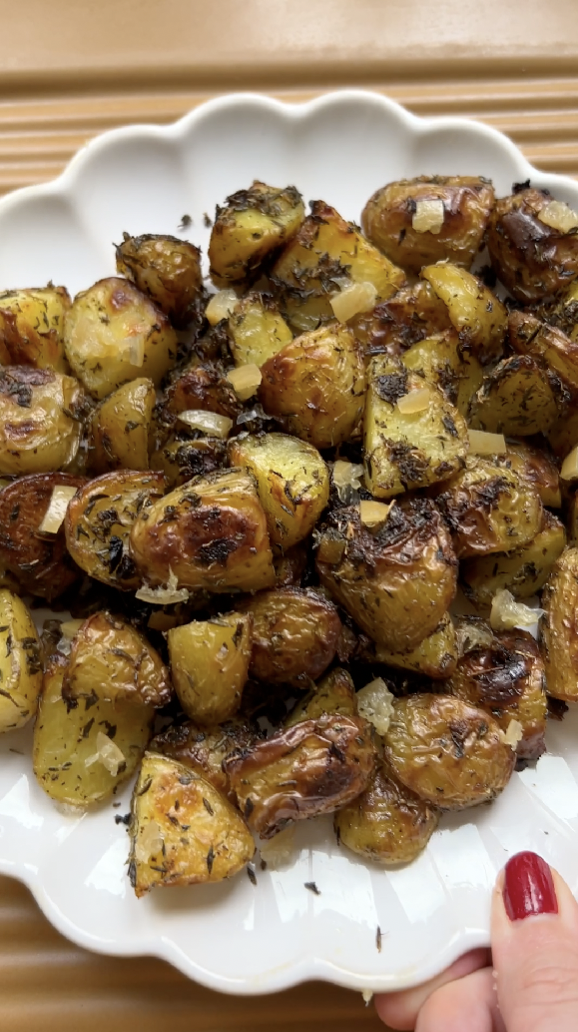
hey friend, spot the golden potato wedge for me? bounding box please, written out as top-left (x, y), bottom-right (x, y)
top-left (224, 713), bottom-right (375, 838)
top-left (227, 432), bottom-right (329, 550)
top-left (422, 262), bottom-right (507, 364)
top-left (33, 655), bottom-right (154, 807)
top-left (351, 280), bottom-right (452, 357)
top-left (149, 435), bottom-right (226, 488)
top-left (285, 667), bottom-right (356, 727)
top-left (0, 366), bottom-right (84, 475)
top-left (89, 377), bottom-right (156, 474)
top-left (167, 613), bottom-right (251, 725)
top-left (115, 233), bottom-right (203, 327)
top-left (64, 277), bottom-right (178, 399)
top-left (540, 546), bottom-right (578, 701)
top-left (469, 355), bottom-right (561, 436)
top-left (0, 286), bottom-right (71, 372)
top-left (259, 321), bottom-right (366, 449)
top-left (508, 309), bottom-right (578, 392)
top-left (65, 470), bottom-right (167, 590)
top-left (362, 175), bottom-right (495, 273)
top-left (129, 467), bottom-right (276, 594)
top-left (316, 499), bottom-right (457, 651)
top-left (364, 355), bottom-right (469, 498)
top-left (164, 362), bottom-right (240, 420)
top-left (503, 440), bottom-right (561, 508)
top-left (150, 717), bottom-right (260, 802)
top-left (383, 693), bottom-right (515, 810)
top-left (128, 752), bottom-right (255, 896)
top-left (372, 612), bottom-right (458, 680)
top-left (0, 589), bottom-right (42, 732)
top-left (401, 329), bottom-right (484, 417)
top-left (228, 291), bottom-right (293, 368)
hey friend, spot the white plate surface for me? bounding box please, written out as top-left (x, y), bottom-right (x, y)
top-left (1, 90), bottom-right (578, 996)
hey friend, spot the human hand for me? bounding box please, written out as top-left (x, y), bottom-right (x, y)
top-left (374, 851), bottom-right (578, 1031)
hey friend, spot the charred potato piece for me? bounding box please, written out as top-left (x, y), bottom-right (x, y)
top-left (208, 181), bottom-right (305, 285)
top-left (432, 456), bottom-right (543, 559)
top-left (508, 309), bottom-right (578, 391)
top-left (285, 667), bottom-right (356, 727)
top-left (351, 280), bottom-right (452, 358)
top-left (167, 613), bottom-right (251, 725)
top-left (62, 610), bottom-right (171, 708)
top-left (461, 510), bottom-right (566, 606)
top-left (150, 717), bottom-right (260, 802)
top-left (129, 752), bottom-right (255, 897)
top-left (0, 366), bottom-right (84, 475)
top-left (469, 355), bottom-right (561, 436)
top-left (238, 587), bottom-right (342, 689)
top-left (33, 655), bottom-right (154, 807)
top-left (551, 279), bottom-right (578, 341)
top-left (364, 355), bottom-right (469, 498)
top-left (0, 286), bottom-right (71, 372)
top-left (383, 693), bottom-right (515, 810)
top-left (271, 201), bottom-right (406, 332)
top-left (422, 263), bottom-right (507, 364)
top-left (362, 176), bottom-right (495, 273)
top-left (0, 472), bottom-right (85, 600)
top-left (487, 187), bottom-right (578, 302)
top-left (316, 500), bottom-right (457, 651)
top-left (259, 321), bottom-right (366, 449)
top-left (115, 233), bottom-right (203, 327)
top-left (540, 546), bottom-right (578, 701)
top-left (129, 467), bottom-right (275, 593)
top-left (401, 329), bottom-right (484, 417)
top-left (0, 589), bottom-right (43, 731)
top-left (65, 470), bottom-right (167, 590)
top-left (149, 435), bottom-right (226, 488)
top-left (164, 362), bottom-right (240, 420)
top-left (63, 277), bottom-right (178, 399)
top-left (228, 292), bottom-right (293, 368)
top-left (335, 761), bottom-right (439, 865)
top-left (224, 713), bottom-right (375, 839)
top-left (228, 432), bottom-right (330, 550)
top-left (503, 440), bottom-right (561, 508)
top-left (446, 626), bottom-right (547, 761)
top-left (372, 612), bottom-right (458, 680)
top-left (89, 377), bottom-right (156, 474)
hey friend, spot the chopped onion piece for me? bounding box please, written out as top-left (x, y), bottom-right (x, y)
top-left (362, 990), bottom-right (374, 1006)
top-left (60, 618), bottom-right (83, 640)
top-left (205, 289), bottom-right (238, 326)
top-left (128, 335), bottom-right (145, 367)
top-left (135, 819), bottom-right (165, 863)
top-left (499, 718), bottom-right (524, 751)
top-left (561, 445), bottom-right (578, 481)
top-left (412, 198), bottom-right (445, 235)
top-left (38, 485), bottom-right (78, 534)
top-left (259, 825), bottom-right (296, 868)
top-left (456, 620), bottom-right (494, 656)
top-left (226, 363), bottom-right (262, 401)
top-left (397, 387), bottom-right (431, 415)
top-left (316, 534), bottom-right (346, 565)
top-left (136, 567), bottom-right (189, 605)
top-left (85, 732), bottom-right (126, 776)
top-left (359, 499), bottom-right (394, 528)
top-left (177, 409), bottom-right (233, 439)
top-left (330, 281), bottom-right (377, 322)
top-left (538, 200), bottom-right (578, 234)
top-left (490, 589), bottom-right (544, 631)
top-left (53, 800), bottom-right (88, 817)
top-left (356, 677), bottom-right (395, 736)
top-left (333, 459), bottom-right (364, 503)
top-left (468, 428), bottom-right (507, 455)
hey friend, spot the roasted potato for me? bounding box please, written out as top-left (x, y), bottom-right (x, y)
top-left (383, 693), bottom-right (515, 810)
top-left (228, 291), bottom-right (293, 368)
top-left (164, 362), bottom-right (240, 420)
top-left (351, 280), bottom-right (452, 357)
top-left (128, 752), bottom-right (255, 897)
top-left (224, 713), bottom-right (375, 838)
top-left (362, 175), bottom-right (495, 273)
top-left (129, 467), bottom-right (276, 593)
top-left (285, 667), bottom-right (356, 727)
top-left (0, 366), bottom-right (84, 475)
top-left (508, 309), bottom-right (578, 391)
top-left (422, 263), bottom-right (507, 364)
top-left (315, 500), bottom-right (458, 651)
top-left (551, 279), bottom-right (578, 341)
top-left (371, 612), bottom-right (458, 680)
top-left (150, 717), bottom-right (260, 802)
top-left (167, 613), bottom-right (251, 725)
top-left (540, 546), bottom-right (578, 701)
top-left (259, 321), bottom-right (366, 449)
top-left (115, 233), bottom-right (203, 327)
top-left (401, 329), bottom-right (485, 418)
top-left (0, 589), bottom-right (43, 731)
top-left (227, 432), bottom-right (330, 550)
top-left (0, 286), bottom-right (71, 372)
top-left (502, 439), bottom-right (561, 508)
top-left (63, 277), bottom-right (178, 399)
top-left (89, 378), bottom-right (156, 473)
top-left (149, 435), bottom-right (226, 488)
top-left (335, 761), bottom-right (439, 865)
top-left (469, 355), bottom-right (562, 436)
top-left (65, 470), bottom-right (167, 590)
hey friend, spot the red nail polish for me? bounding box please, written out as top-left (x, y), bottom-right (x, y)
top-left (503, 851), bottom-right (558, 922)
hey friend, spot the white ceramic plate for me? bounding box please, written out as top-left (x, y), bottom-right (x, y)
top-left (1, 90), bottom-right (578, 997)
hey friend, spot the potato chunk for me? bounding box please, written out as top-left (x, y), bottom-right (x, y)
top-left (508, 309), bottom-right (578, 390)
top-left (164, 362), bottom-right (240, 421)
top-left (0, 286), bottom-right (71, 372)
top-left (129, 752), bottom-right (255, 896)
top-left (371, 612), bottom-right (458, 680)
top-left (383, 694), bottom-right (515, 810)
top-left (150, 718), bottom-right (260, 802)
top-left (0, 366), bottom-right (84, 475)
top-left (503, 440), bottom-right (561, 508)
top-left (0, 589), bottom-right (42, 732)
top-left (150, 435), bottom-right (226, 488)
top-left (540, 546), bottom-right (578, 701)
top-left (89, 377), bottom-right (156, 473)
top-left (228, 292), bottom-right (293, 368)
top-left (469, 355), bottom-right (561, 436)
top-left (224, 713), bottom-right (375, 838)
top-left (352, 280), bottom-right (451, 357)
top-left (285, 668), bottom-right (356, 727)
top-left (129, 467), bottom-right (275, 593)
top-left (422, 263), bottom-right (507, 364)
top-left (115, 233), bottom-right (203, 327)
top-left (401, 329), bottom-right (484, 418)
top-left (228, 432), bottom-right (329, 550)
top-left (167, 613), bottom-right (251, 725)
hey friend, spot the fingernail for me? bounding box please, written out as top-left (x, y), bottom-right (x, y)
top-left (503, 851), bottom-right (558, 922)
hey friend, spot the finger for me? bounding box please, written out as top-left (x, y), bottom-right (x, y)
top-left (492, 851), bottom-right (578, 1032)
top-left (374, 948), bottom-right (490, 1030)
top-left (415, 967), bottom-right (506, 1032)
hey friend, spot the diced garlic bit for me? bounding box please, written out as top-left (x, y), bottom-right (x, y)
top-left (330, 281), bottom-right (377, 323)
top-left (396, 387), bottom-right (431, 415)
top-left (205, 288), bottom-right (239, 326)
top-left (136, 567), bottom-right (190, 605)
top-left (85, 732), bottom-right (126, 776)
top-left (359, 499), bottom-right (394, 528)
top-left (456, 620), bottom-right (494, 656)
top-left (560, 445), bottom-right (578, 481)
top-left (356, 677), bottom-right (395, 736)
top-left (38, 485), bottom-right (79, 534)
top-left (177, 409), bottom-right (233, 439)
top-left (259, 825), bottom-right (296, 868)
top-left (538, 200), bottom-right (578, 234)
top-left (412, 198), bottom-right (445, 235)
top-left (60, 618), bottom-right (84, 640)
top-left (226, 363), bottom-right (262, 401)
top-left (468, 428), bottom-right (507, 455)
top-left (490, 588), bottom-right (544, 632)
top-left (333, 459), bottom-right (364, 503)
top-left (135, 819), bottom-right (165, 863)
top-left (499, 718), bottom-right (524, 751)
top-left (128, 336), bottom-right (145, 367)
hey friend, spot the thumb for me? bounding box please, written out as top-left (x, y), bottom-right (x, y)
top-left (492, 851), bottom-right (578, 1032)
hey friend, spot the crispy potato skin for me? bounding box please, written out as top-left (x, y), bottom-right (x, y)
top-left (469, 355), bottom-right (561, 436)
top-left (508, 309), bottom-right (578, 392)
top-left (0, 472), bottom-right (85, 600)
top-left (372, 612), bottom-right (458, 680)
top-left (383, 694), bottom-right (515, 810)
top-left (115, 233), bottom-right (203, 327)
top-left (224, 713), bottom-right (375, 838)
top-left (316, 500), bottom-right (457, 651)
top-left (0, 589), bottom-right (43, 732)
top-left (487, 187), bottom-right (578, 302)
top-left (285, 667), bottom-right (357, 727)
top-left (167, 613), bottom-right (251, 725)
top-left (335, 761), bottom-right (439, 864)
top-left (228, 291), bottom-right (293, 368)
top-left (150, 718), bottom-right (260, 802)
top-left (164, 362), bottom-right (240, 421)
top-left (401, 329), bottom-right (484, 417)
top-left (422, 263), bottom-right (507, 365)
top-left (129, 467), bottom-right (276, 593)
top-left (150, 435), bottom-right (226, 488)
top-left (0, 286), bottom-right (71, 372)
top-left (362, 176), bottom-right (495, 273)
top-left (503, 440), bottom-right (561, 509)
top-left (238, 587), bottom-right (342, 688)
top-left (540, 546), bottom-right (578, 701)
top-left (89, 377), bottom-right (156, 474)
top-left (352, 280), bottom-right (452, 358)
top-left (0, 366), bottom-right (84, 475)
